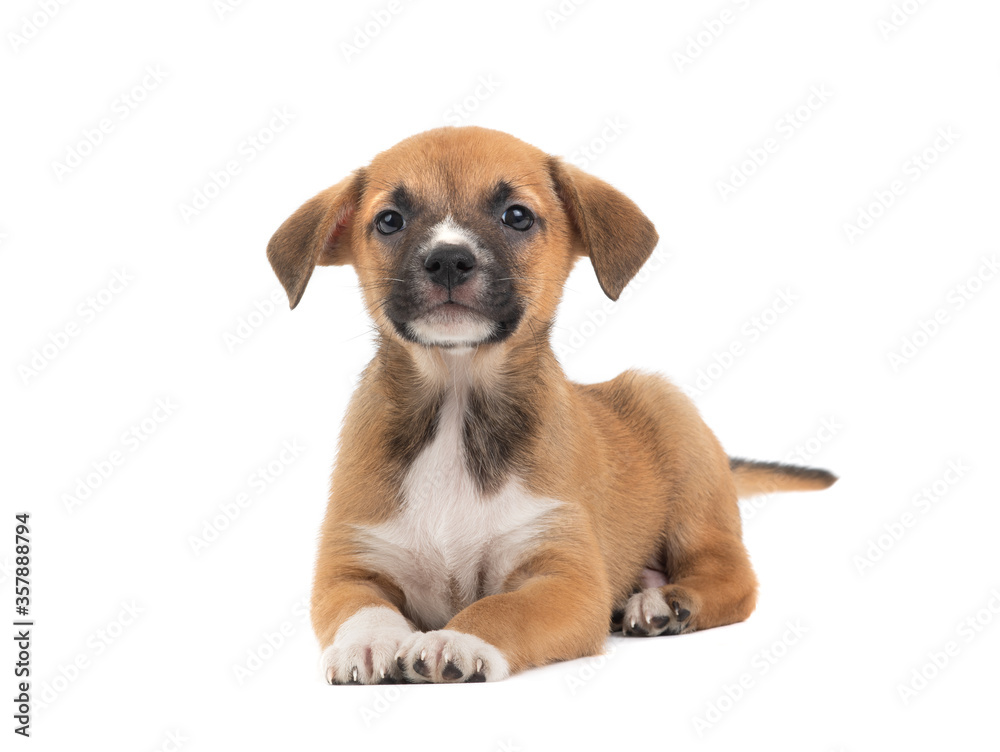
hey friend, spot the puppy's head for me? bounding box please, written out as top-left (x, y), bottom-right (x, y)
top-left (267, 127), bottom-right (658, 349)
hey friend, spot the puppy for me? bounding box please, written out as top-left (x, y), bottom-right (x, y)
top-left (266, 126), bottom-right (836, 684)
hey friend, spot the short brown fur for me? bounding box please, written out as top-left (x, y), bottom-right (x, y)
top-left (266, 127), bottom-right (836, 682)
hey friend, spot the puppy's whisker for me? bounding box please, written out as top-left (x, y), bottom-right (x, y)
top-left (496, 277), bottom-right (561, 283)
top-left (525, 315), bottom-right (543, 353)
top-left (507, 181), bottom-right (547, 192)
top-left (365, 177), bottom-right (398, 191)
top-left (340, 326), bottom-right (380, 344)
top-left (356, 281), bottom-right (401, 290)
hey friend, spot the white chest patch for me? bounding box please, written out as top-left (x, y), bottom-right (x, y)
top-left (357, 374), bottom-right (559, 630)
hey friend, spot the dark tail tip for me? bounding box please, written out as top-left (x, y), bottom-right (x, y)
top-left (730, 457), bottom-right (838, 495)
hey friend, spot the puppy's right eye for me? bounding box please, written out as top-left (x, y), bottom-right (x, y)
top-left (375, 210), bottom-right (405, 235)
top-left (501, 205), bottom-right (534, 231)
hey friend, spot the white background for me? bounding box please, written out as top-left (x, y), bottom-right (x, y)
top-left (3, 0), bottom-right (999, 749)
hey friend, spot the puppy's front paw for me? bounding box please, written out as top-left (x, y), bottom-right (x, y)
top-left (621, 587), bottom-right (696, 637)
top-left (395, 630), bottom-right (510, 683)
top-left (320, 606), bottom-right (414, 685)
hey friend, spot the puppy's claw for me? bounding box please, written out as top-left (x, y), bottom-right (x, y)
top-left (396, 630), bottom-right (509, 683)
top-left (621, 588), bottom-right (697, 637)
top-left (319, 607), bottom-right (414, 684)
top-left (467, 657), bottom-right (487, 682)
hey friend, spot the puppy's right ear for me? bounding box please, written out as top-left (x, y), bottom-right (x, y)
top-left (266, 170), bottom-right (365, 309)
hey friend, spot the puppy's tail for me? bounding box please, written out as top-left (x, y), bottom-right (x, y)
top-left (729, 457), bottom-right (837, 498)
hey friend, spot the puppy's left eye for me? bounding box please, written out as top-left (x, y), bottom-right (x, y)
top-left (501, 205), bottom-right (534, 231)
top-left (375, 210), bottom-right (405, 235)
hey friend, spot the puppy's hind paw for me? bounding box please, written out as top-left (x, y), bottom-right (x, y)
top-left (621, 587), bottom-right (696, 637)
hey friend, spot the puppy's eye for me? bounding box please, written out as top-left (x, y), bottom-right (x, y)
top-left (375, 210), bottom-right (405, 235)
top-left (501, 205), bottom-right (534, 231)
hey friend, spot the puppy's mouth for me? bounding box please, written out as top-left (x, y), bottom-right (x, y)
top-left (409, 301), bottom-right (491, 344)
top-left (387, 296), bottom-right (522, 348)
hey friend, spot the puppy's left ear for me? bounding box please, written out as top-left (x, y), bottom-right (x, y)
top-left (549, 159), bottom-right (659, 301)
top-left (266, 170), bottom-right (365, 309)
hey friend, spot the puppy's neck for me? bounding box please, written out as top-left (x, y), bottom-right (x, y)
top-left (419, 346), bottom-right (479, 396)
top-left (374, 333), bottom-right (560, 495)
top-left (390, 334), bottom-right (555, 396)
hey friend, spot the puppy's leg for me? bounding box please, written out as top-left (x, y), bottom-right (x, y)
top-left (313, 576), bottom-right (414, 685)
top-left (394, 546), bottom-right (610, 682)
top-left (622, 528), bottom-right (757, 637)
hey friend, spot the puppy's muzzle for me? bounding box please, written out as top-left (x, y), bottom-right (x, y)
top-left (423, 244), bottom-right (477, 291)
top-left (384, 231), bottom-right (521, 347)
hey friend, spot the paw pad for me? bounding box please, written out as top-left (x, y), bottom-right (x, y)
top-left (621, 588), bottom-right (696, 637)
top-left (394, 630), bottom-right (509, 683)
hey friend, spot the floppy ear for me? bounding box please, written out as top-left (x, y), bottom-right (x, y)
top-left (266, 170), bottom-right (365, 309)
top-left (549, 159), bottom-right (659, 301)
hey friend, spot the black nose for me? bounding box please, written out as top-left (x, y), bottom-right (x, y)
top-left (423, 245), bottom-right (477, 289)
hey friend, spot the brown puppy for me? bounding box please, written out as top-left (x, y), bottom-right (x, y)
top-left (267, 126), bottom-right (836, 684)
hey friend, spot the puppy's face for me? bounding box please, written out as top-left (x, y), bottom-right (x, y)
top-left (267, 127), bottom-right (659, 350)
top-left (357, 131), bottom-right (571, 348)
